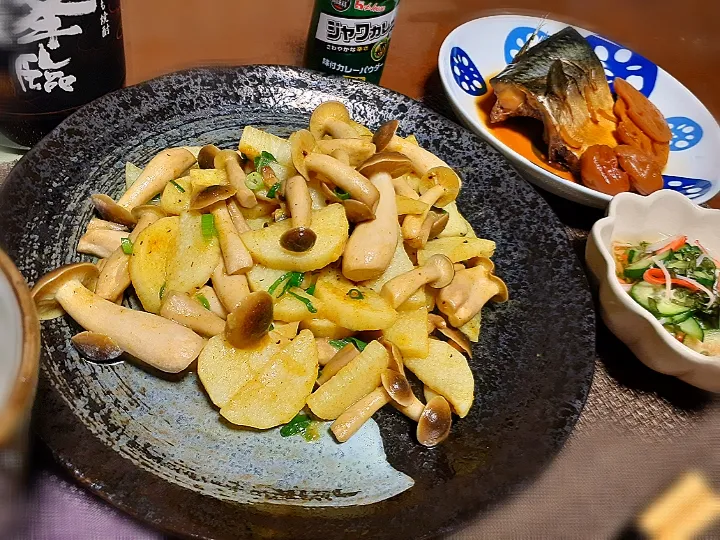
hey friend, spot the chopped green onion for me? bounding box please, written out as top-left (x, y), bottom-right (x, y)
top-left (159, 282), bottom-right (166, 300)
top-left (280, 413), bottom-right (312, 437)
top-left (268, 272), bottom-right (292, 296)
top-left (170, 180), bottom-right (186, 193)
top-left (196, 293), bottom-right (211, 310)
top-left (334, 187), bottom-right (351, 200)
top-left (281, 272), bottom-right (305, 296)
top-left (150, 193), bottom-right (162, 204)
top-left (288, 291), bottom-right (317, 313)
top-left (346, 288), bottom-right (364, 300)
top-left (328, 337), bottom-right (367, 352)
top-left (305, 284), bottom-right (316, 296)
top-left (245, 171), bottom-right (264, 191)
top-left (269, 323), bottom-right (275, 331)
top-left (254, 151), bottom-right (277, 173)
top-left (201, 213), bottom-right (216, 239)
top-left (266, 182), bottom-right (281, 199)
top-left (120, 237), bottom-right (133, 255)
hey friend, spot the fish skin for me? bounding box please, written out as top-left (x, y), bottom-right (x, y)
top-left (490, 27), bottom-right (617, 171)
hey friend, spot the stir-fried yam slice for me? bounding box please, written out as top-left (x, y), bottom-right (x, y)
top-left (404, 339), bottom-right (474, 418)
top-left (383, 307), bottom-right (430, 359)
top-left (273, 287), bottom-right (323, 322)
top-left (417, 237), bottom-right (496, 265)
top-left (220, 330), bottom-right (318, 429)
top-left (160, 176), bottom-right (192, 215)
top-left (165, 211), bottom-right (221, 296)
top-left (300, 318), bottom-right (354, 340)
top-left (306, 339), bottom-right (388, 420)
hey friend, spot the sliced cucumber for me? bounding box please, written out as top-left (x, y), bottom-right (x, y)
top-left (655, 298), bottom-right (693, 317)
top-left (677, 317), bottom-right (704, 341)
top-left (629, 281), bottom-right (660, 311)
top-left (667, 311), bottom-right (694, 324)
top-left (624, 257), bottom-right (654, 280)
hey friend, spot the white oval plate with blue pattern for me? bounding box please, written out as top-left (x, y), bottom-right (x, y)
top-left (439, 14), bottom-right (720, 208)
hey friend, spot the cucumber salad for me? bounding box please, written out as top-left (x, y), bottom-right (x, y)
top-left (614, 235), bottom-right (720, 355)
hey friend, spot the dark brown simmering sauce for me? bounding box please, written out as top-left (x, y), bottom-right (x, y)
top-left (476, 88), bottom-right (576, 182)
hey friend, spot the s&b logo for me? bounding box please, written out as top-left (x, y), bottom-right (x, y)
top-left (331, 0), bottom-right (351, 11)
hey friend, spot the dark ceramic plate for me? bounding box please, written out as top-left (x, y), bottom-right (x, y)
top-left (0, 66), bottom-right (594, 539)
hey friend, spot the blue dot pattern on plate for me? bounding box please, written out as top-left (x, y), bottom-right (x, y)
top-left (450, 47), bottom-right (487, 97)
top-left (504, 26), bottom-right (549, 64)
top-left (585, 35), bottom-right (658, 97)
top-left (663, 175), bottom-right (713, 199)
top-left (666, 117), bottom-right (704, 152)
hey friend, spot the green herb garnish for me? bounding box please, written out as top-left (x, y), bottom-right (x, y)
top-left (280, 413), bottom-right (312, 437)
top-left (288, 291), bottom-right (317, 313)
top-left (268, 271), bottom-right (305, 297)
top-left (170, 180), bottom-right (186, 193)
top-left (244, 171), bottom-right (264, 191)
top-left (305, 284), bottom-right (316, 296)
top-left (268, 272), bottom-right (292, 296)
top-left (120, 237), bottom-right (133, 255)
top-left (159, 282), bottom-right (166, 300)
top-left (266, 182), bottom-right (281, 199)
top-left (328, 337), bottom-right (367, 352)
top-left (269, 323), bottom-right (275, 331)
top-left (254, 151), bottom-right (277, 173)
top-left (150, 193), bottom-right (162, 204)
top-left (334, 187), bottom-right (350, 200)
top-left (201, 213), bottom-right (216, 239)
top-left (346, 288), bottom-right (364, 300)
top-left (196, 293), bottom-right (211, 310)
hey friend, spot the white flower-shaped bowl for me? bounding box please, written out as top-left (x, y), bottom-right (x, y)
top-left (439, 14), bottom-right (720, 208)
top-left (586, 190), bottom-right (720, 391)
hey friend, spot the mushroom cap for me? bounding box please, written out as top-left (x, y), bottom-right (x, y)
top-left (425, 254), bottom-right (455, 288)
top-left (316, 138), bottom-right (376, 167)
top-left (198, 144), bottom-right (221, 169)
top-left (419, 167), bottom-right (461, 207)
top-left (379, 338), bottom-right (405, 375)
top-left (310, 101), bottom-right (351, 140)
top-left (214, 149), bottom-right (241, 168)
top-left (31, 262), bottom-right (99, 320)
top-left (427, 209), bottom-right (450, 239)
top-left (131, 204), bottom-right (167, 221)
top-left (225, 291), bottom-right (274, 348)
top-left (417, 395), bottom-right (452, 447)
top-left (189, 184), bottom-right (238, 210)
top-left (373, 119), bottom-right (399, 152)
top-left (357, 152), bottom-right (413, 179)
top-left (381, 369), bottom-right (415, 407)
top-left (491, 275), bottom-right (510, 303)
top-left (280, 226), bottom-right (317, 252)
top-left (427, 313), bottom-right (473, 357)
top-left (91, 194), bottom-right (137, 226)
top-left (71, 331), bottom-right (123, 363)
top-left (319, 181), bottom-right (342, 204)
top-left (290, 129), bottom-right (316, 179)
top-left (342, 199), bottom-right (375, 223)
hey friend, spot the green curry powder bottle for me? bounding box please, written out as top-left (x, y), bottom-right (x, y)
top-left (305, 0), bottom-right (401, 85)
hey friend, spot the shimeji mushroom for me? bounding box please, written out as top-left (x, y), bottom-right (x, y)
top-left (95, 205), bottom-right (166, 301)
top-left (86, 217), bottom-right (129, 232)
top-left (31, 263), bottom-right (204, 373)
top-left (402, 167), bottom-right (460, 248)
top-left (196, 285), bottom-right (227, 319)
top-left (189, 184), bottom-right (237, 211)
top-left (290, 129), bottom-right (316, 179)
top-left (437, 257), bottom-right (509, 327)
top-left (279, 175), bottom-right (317, 253)
top-left (71, 331), bottom-right (124, 363)
top-left (309, 101), bottom-right (359, 140)
top-left (316, 138), bottom-right (376, 167)
top-left (90, 194), bottom-right (136, 227)
top-left (381, 254), bottom-right (455, 309)
top-left (331, 387), bottom-right (391, 442)
top-left (116, 147), bottom-right (196, 211)
top-left (315, 337), bottom-right (341, 365)
top-left (214, 149), bottom-right (257, 208)
top-left (373, 119), bottom-right (450, 177)
top-left (226, 199), bottom-right (251, 234)
top-left (316, 343), bottom-right (360, 386)
top-left (77, 228), bottom-right (128, 258)
top-left (211, 260), bottom-right (251, 313)
top-left (304, 153), bottom-right (380, 212)
top-left (225, 291), bottom-right (274, 348)
top-left (159, 290), bottom-right (227, 337)
top-left (381, 368), bottom-right (414, 407)
top-left (417, 396), bottom-right (452, 447)
top-left (427, 313), bottom-right (472, 357)
top-left (197, 144), bottom-right (221, 169)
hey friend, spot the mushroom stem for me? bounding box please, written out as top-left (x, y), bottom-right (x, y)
top-left (279, 176), bottom-right (317, 253)
top-left (316, 139), bottom-right (375, 166)
top-left (316, 344), bottom-right (360, 385)
top-left (226, 199), bottom-right (251, 233)
top-left (77, 229), bottom-right (128, 258)
top-left (331, 387), bottom-right (391, 443)
top-left (331, 149), bottom-right (351, 165)
top-left (197, 285), bottom-right (227, 319)
top-left (86, 218), bottom-right (129, 232)
top-left (215, 150), bottom-right (257, 208)
top-left (325, 119), bottom-right (359, 139)
top-left (211, 261), bottom-right (250, 312)
top-left (342, 171), bottom-right (398, 281)
top-left (304, 153), bottom-right (380, 210)
top-left (117, 148), bottom-right (196, 210)
top-left (210, 201), bottom-right (253, 275)
top-left (392, 176), bottom-right (419, 199)
top-left (381, 254), bottom-right (455, 309)
top-left (386, 136), bottom-right (449, 177)
top-left (401, 186), bottom-right (446, 243)
top-left (315, 337), bottom-right (340, 365)
top-left (56, 280), bottom-right (204, 373)
top-left (160, 290), bottom-right (227, 337)
top-left (392, 397), bottom-right (425, 422)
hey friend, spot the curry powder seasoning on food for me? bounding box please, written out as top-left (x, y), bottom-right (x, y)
top-left (305, 0), bottom-right (400, 85)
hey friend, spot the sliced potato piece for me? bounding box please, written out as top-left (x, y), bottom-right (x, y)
top-left (459, 312), bottom-right (481, 342)
top-left (306, 339), bottom-right (388, 420)
top-left (437, 201), bottom-right (469, 238)
top-left (198, 334), bottom-right (282, 408)
top-left (188, 168), bottom-right (229, 197)
top-left (404, 339), bottom-right (474, 417)
top-left (246, 265), bottom-right (290, 296)
top-left (299, 318), bottom-right (353, 339)
top-left (165, 211), bottom-right (221, 294)
top-left (160, 176), bottom-right (192, 215)
top-left (129, 216), bottom-right (179, 313)
top-left (315, 268), bottom-right (397, 331)
top-left (273, 287), bottom-right (323, 322)
top-left (241, 204), bottom-right (348, 272)
top-left (273, 321), bottom-right (300, 340)
top-left (238, 126), bottom-right (296, 181)
top-left (417, 237), bottom-right (496, 265)
top-left (220, 330), bottom-right (318, 428)
top-left (383, 307), bottom-right (429, 359)
top-left (361, 226), bottom-right (425, 311)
